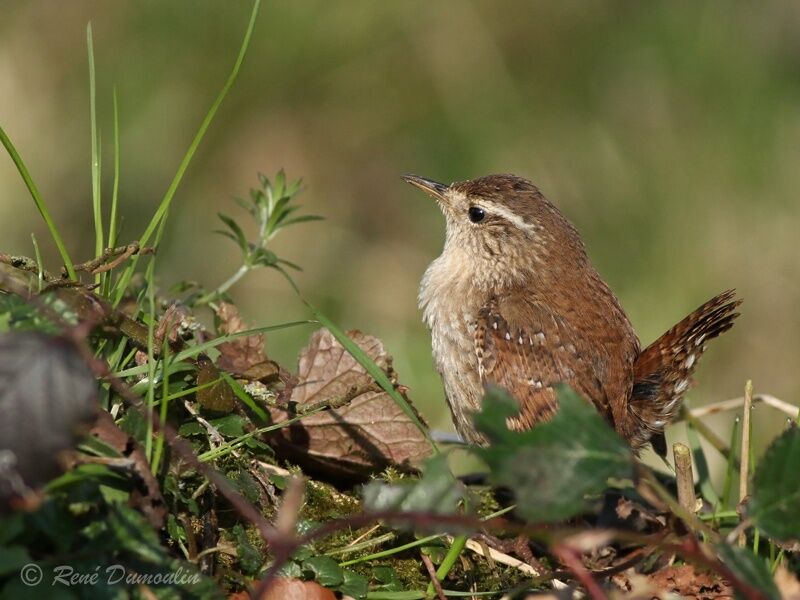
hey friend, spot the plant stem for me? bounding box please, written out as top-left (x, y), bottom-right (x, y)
top-left (196, 264), bottom-right (250, 305)
top-left (738, 380), bottom-right (753, 547)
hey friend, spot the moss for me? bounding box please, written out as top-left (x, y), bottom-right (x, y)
top-left (301, 479), bottom-right (361, 521)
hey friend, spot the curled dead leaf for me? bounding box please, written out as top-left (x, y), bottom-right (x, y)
top-left (269, 328), bottom-right (430, 483)
top-left (215, 302), bottom-right (279, 380)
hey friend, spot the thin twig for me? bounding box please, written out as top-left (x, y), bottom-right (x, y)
top-left (690, 393), bottom-right (798, 419)
top-left (739, 380), bottom-right (753, 547)
top-left (553, 544), bottom-right (608, 600)
top-left (275, 477), bottom-right (305, 537)
top-left (71, 242), bottom-right (154, 275)
top-left (421, 552), bottom-right (447, 600)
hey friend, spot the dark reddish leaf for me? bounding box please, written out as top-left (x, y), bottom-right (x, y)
top-left (0, 332), bottom-right (97, 507)
top-left (196, 357), bottom-right (236, 412)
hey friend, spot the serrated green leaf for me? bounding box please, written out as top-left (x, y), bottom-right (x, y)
top-left (473, 385), bottom-right (633, 522)
top-left (302, 555), bottom-right (344, 587)
top-left (748, 425), bottom-right (800, 541)
top-left (716, 544), bottom-right (780, 600)
top-left (232, 524), bottom-right (263, 576)
top-left (339, 570), bottom-right (368, 600)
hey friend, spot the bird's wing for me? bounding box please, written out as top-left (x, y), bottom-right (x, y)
top-left (475, 299), bottom-right (609, 432)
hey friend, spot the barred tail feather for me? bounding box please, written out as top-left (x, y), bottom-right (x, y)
top-left (627, 290), bottom-right (742, 450)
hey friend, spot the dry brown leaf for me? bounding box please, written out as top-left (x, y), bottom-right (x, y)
top-left (647, 565), bottom-right (732, 599)
top-left (268, 328), bottom-right (430, 482)
top-left (134, 304), bottom-right (190, 366)
top-left (215, 302), bottom-right (278, 379)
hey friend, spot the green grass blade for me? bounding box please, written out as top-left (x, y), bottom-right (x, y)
top-left (102, 88), bottom-right (121, 296)
top-left (144, 262), bottom-right (157, 463)
top-left (151, 337), bottom-right (171, 475)
top-left (113, 321), bottom-right (314, 378)
top-left (0, 125), bottom-right (77, 279)
top-left (30, 233), bottom-right (44, 293)
top-left (220, 372), bottom-right (269, 421)
top-left (426, 535), bottom-right (468, 597)
top-left (722, 416), bottom-right (742, 509)
top-left (686, 420), bottom-right (720, 506)
top-left (87, 22), bottom-right (103, 282)
top-left (112, 0), bottom-right (261, 306)
top-left (108, 88), bottom-right (121, 250)
top-left (307, 302), bottom-right (437, 451)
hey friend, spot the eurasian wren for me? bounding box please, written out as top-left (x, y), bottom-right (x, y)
top-left (404, 173), bottom-right (740, 452)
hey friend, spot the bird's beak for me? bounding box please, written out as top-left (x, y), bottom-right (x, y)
top-left (401, 174), bottom-right (449, 203)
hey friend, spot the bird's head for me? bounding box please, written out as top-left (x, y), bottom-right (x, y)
top-left (403, 173), bottom-right (586, 289)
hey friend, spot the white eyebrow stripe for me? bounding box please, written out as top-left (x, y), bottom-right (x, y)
top-left (480, 202), bottom-right (537, 233)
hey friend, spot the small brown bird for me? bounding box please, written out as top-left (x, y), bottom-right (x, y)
top-left (404, 173), bottom-right (740, 452)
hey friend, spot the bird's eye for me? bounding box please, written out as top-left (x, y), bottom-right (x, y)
top-left (468, 206), bottom-right (485, 223)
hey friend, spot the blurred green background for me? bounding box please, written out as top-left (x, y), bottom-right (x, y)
top-left (1, 2), bottom-right (798, 467)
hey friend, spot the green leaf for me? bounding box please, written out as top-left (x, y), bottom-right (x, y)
top-left (748, 425), bottom-right (800, 541)
top-left (473, 385), bottom-right (633, 522)
top-left (362, 454), bottom-right (466, 516)
top-left (339, 570), bottom-right (368, 600)
top-left (302, 555), bottom-right (344, 587)
top-left (277, 561), bottom-right (302, 579)
top-left (716, 544), bottom-right (780, 600)
top-left (283, 214), bottom-right (324, 227)
top-left (178, 421), bottom-right (205, 437)
top-left (209, 414), bottom-right (246, 438)
top-left (251, 247), bottom-right (278, 267)
top-left (232, 524), bottom-right (262, 576)
top-left (217, 213), bottom-right (248, 253)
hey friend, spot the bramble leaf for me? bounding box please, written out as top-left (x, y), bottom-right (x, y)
top-left (747, 425), bottom-right (800, 542)
top-left (473, 385), bottom-right (633, 522)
